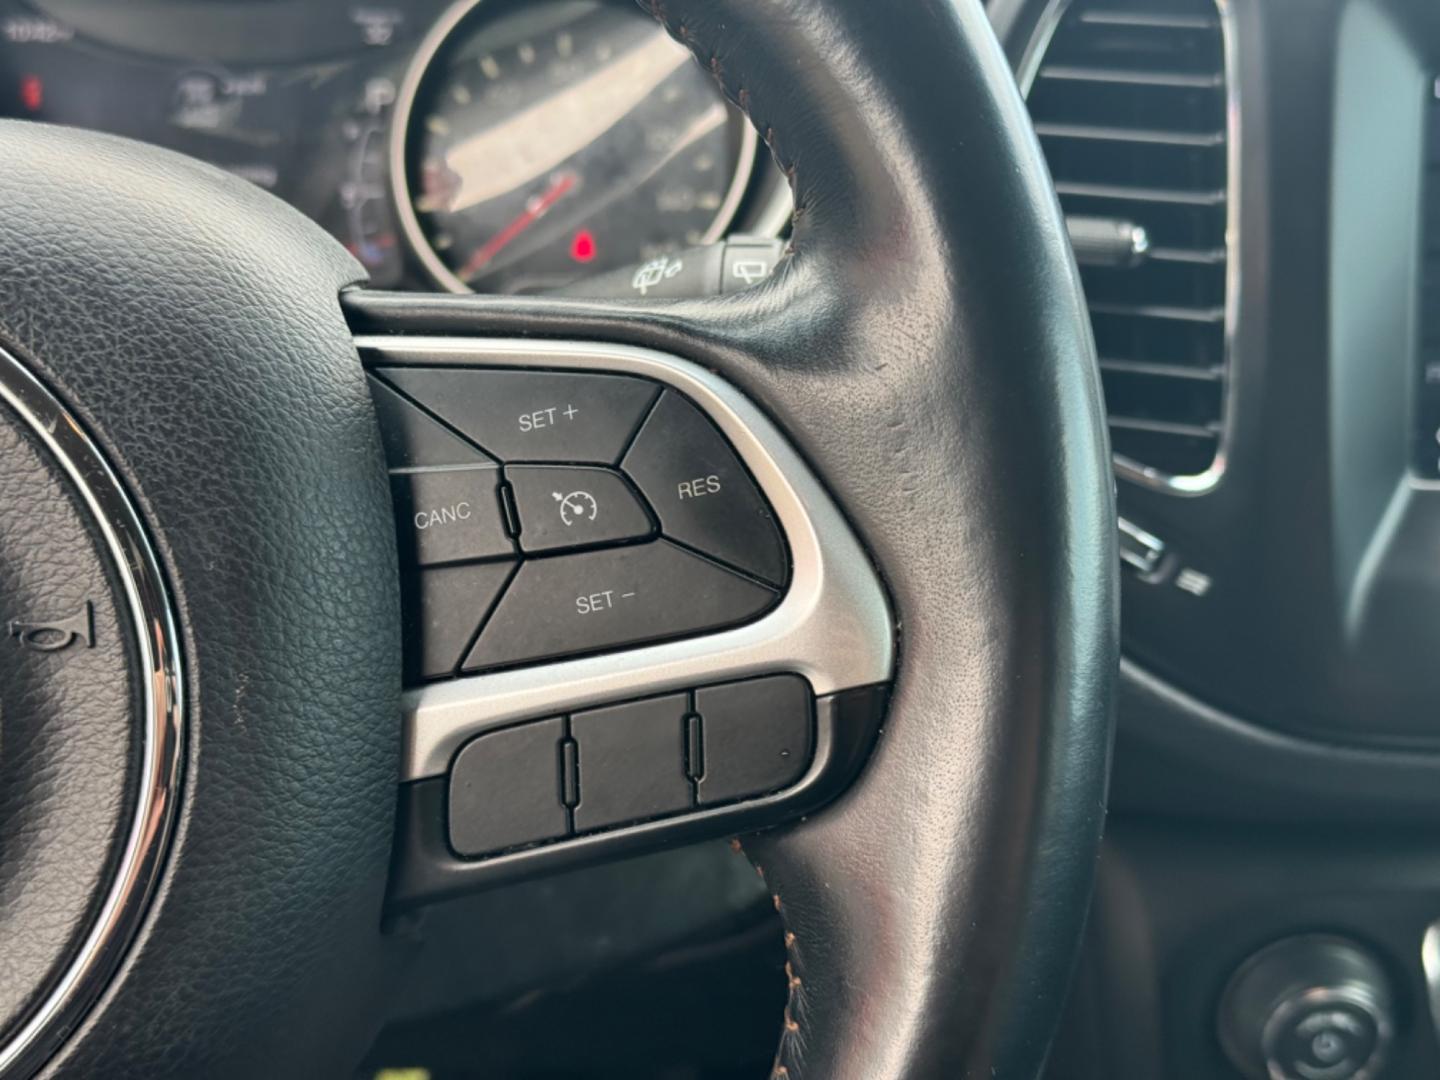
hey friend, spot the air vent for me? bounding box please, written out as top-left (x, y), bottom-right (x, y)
top-left (1026, 0), bottom-right (1232, 488)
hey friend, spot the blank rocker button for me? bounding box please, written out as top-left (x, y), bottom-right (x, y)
top-left (507, 464), bottom-right (653, 554)
top-left (403, 561), bottom-right (515, 681)
top-left (622, 390), bottom-right (787, 586)
top-left (368, 374), bottom-right (491, 469)
top-left (695, 675), bottom-right (814, 805)
top-left (392, 466), bottom-right (512, 567)
top-left (462, 540), bottom-right (777, 671)
top-left (571, 695), bottom-right (692, 831)
top-left (449, 718), bottom-right (568, 858)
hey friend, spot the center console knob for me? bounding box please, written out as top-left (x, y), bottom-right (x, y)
top-left (1217, 935), bottom-right (1394, 1080)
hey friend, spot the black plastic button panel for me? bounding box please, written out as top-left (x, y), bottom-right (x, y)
top-left (446, 675), bottom-right (815, 859)
top-left (368, 367), bottom-right (790, 681)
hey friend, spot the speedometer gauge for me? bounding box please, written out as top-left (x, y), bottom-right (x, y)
top-left (391, 0), bottom-right (758, 294)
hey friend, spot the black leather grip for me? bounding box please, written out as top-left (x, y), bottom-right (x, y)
top-left (0, 120), bottom-right (403, 1079)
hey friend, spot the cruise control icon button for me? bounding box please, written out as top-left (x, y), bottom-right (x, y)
top-left (507, 464), bottom-right (652, 554)
top-left (462, 540), bottom-right (777, 671)
top-left (378, 367), bottom-right (659, 464)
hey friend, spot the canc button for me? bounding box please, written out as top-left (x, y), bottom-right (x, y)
top-left (391, 466), bottom-right (512, 567)
top-left (622, 391), bottom-right (787, 586)
top-left (463, 540), bottom-right (777, 670)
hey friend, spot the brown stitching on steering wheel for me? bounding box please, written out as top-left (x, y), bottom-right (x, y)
top-left (639, 0), bottom-right (806, 238)
top-left (732, 838), bottom-right (804, 1079)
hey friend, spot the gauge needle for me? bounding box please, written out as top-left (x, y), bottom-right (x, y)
top-left (443, 29), bottom-right (690, 211)
top-left (459, 170), bottom-right (578, 280)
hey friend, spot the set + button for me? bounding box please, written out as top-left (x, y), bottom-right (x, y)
top-left (378, 366), bottom-right (660, 464)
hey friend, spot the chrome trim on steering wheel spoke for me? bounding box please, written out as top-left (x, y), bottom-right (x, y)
top-left (352, 336), bottom-right (895, 783)
top-left (0, 345), bottom-right (184, 1080)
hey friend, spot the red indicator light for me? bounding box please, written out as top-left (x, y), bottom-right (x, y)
top-left (569, 229), bottom-right (596, 264)
top-left (19, 74), bottom-right (42, 113)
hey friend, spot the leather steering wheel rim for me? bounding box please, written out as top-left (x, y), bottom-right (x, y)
top-left (0, 0), bottom-right (1116, 1077)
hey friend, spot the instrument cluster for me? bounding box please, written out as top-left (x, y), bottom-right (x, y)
top-left (0, 0), bottom-right (786, 292)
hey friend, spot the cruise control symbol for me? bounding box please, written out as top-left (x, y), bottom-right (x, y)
top-left (553, 490), bottom-right (598, 527)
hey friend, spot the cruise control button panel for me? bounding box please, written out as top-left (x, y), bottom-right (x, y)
top-left (370, 365), bottom-right (792, 681)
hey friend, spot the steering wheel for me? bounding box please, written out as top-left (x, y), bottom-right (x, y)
top-left (0, 0), bottom-right (1116, 1076)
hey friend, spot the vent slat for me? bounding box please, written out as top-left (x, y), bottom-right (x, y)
top-left (1054, 180), bottom-right (1225, 206)
top-left (1077, 9), bottom-right (1219, 29)
top-left (1036, 121), bottom-right (1225, 147)
top-left (1099, 358), bottom-right (1223, 380)
top-left (1148, 245), bottom-right (1227, 264)
top-left (1038, 64), bottom-right (1223, 89)
top-left (1027, 0), bottom-right (1231, 485)
top-left (1089, 302), bottom-right (1225, 323)
top-left (1107, 415), bottom-right (1221, 437)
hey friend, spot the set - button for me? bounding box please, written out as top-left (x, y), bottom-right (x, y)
top-left (463, 540), bottom-right (776, 670)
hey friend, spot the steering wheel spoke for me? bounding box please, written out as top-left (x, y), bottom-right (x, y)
top-left (350, 329), bottom-right (893, 904)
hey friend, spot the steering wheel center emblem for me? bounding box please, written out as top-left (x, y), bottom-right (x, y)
top-left (553, 490), bottom-right (598, 527)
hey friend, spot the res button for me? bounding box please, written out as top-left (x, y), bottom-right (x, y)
top-left (622, 391), bottom-right (787, 586)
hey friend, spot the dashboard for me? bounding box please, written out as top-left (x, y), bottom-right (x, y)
top-left (0, 0), bottom-right (787, 294)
